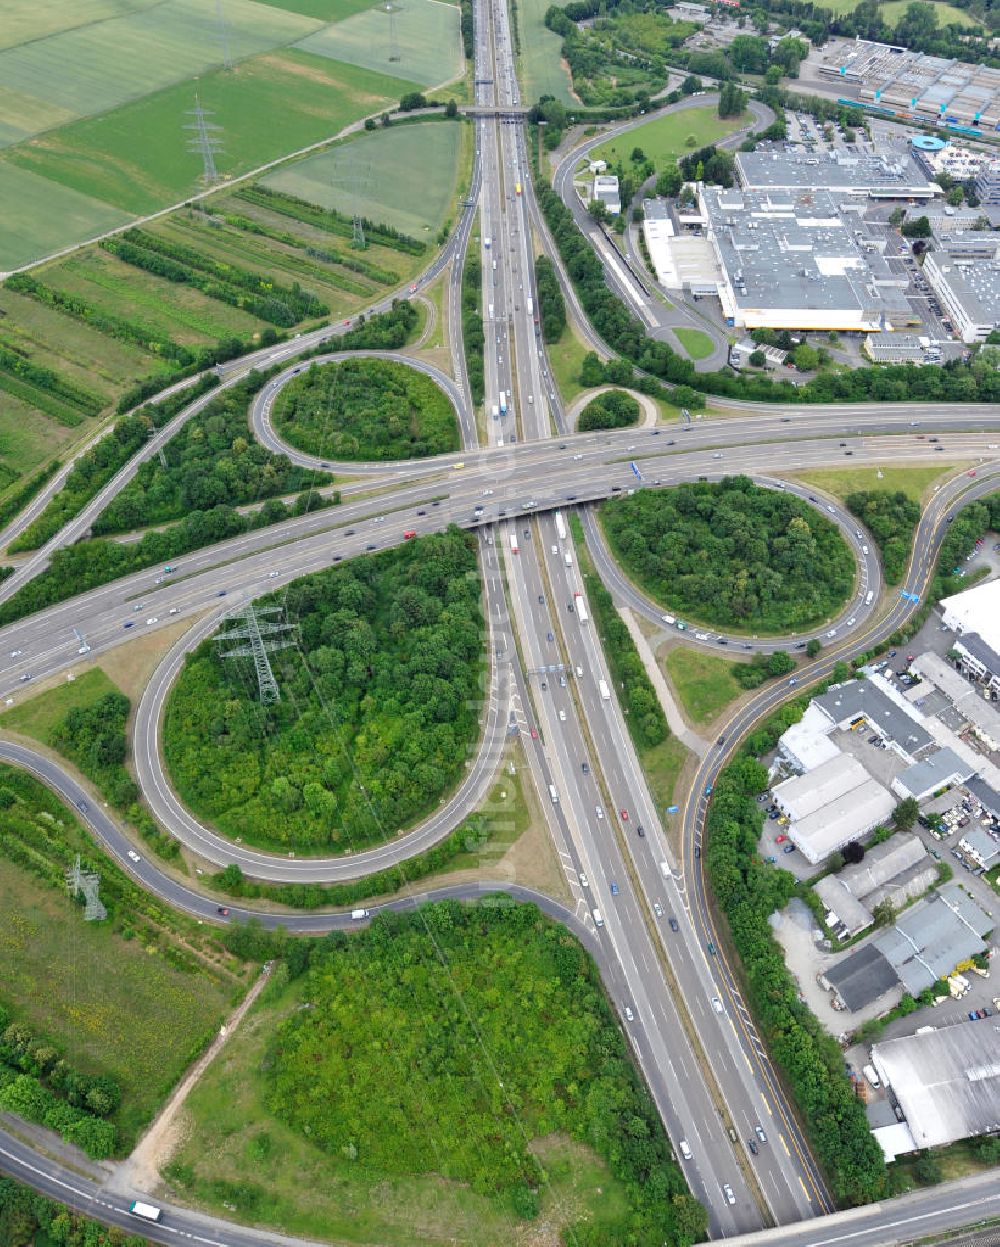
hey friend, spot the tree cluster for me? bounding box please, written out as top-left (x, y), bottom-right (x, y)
top-left (718, 80), bottom-right (747, 119)
top-left (51, 692), bottom-right (137, 811)
top-left (462, 249), bottom-right (486, 405)
top-left (583, 555), bottom-right (668, 749)
top-left (11, 375), bottom-right (219, 553)
top-left (268, 900), bottom-right (706, 1244)
top-left (602, 477), bottom-right (855, 631)
top-left (705, 719), bottom-right (889, 1205)
top-left (0, 1176), bottom-right (149, 1247)
top-left (102, 230), bottom-right (327, 328)
top-left (163, 529), bottom-right (485, 853)
top-left (732, 649), bottom-right (795, 689)
top-left (0, 461), bottom-right (60, 535)
top-left (578, 387), bottom-right (641, 431)
top-left (845, 490), bottom-right (920, 585)
top-left (534, 254), bottom-right (566, 343)
top-left (272, 357), bottom-right (459, 462)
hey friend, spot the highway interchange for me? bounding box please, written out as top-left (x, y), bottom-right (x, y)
top-left (1, 0), bottom-right (1000, 1243)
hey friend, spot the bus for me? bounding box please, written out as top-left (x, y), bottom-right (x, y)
top-left (554, 511), bottom-right (567, 542)
top-left (129, 1201), bottom-right (162, 1223)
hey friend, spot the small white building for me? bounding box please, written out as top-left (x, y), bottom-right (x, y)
top-left (588, 159), bottom-right (607, 175)
top-left (593, 174), bottom-right (621, 216)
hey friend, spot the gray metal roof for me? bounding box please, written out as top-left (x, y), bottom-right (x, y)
top-left (959, 825), bottom-right (1000, 864)
top-left (967, 776), bottom-right (1000, 818)
top-left (956, 632), bottom-right (1000, 674)
top-left (895, 747), bottom-right (972, 798)
top-left (873, 1022), bottom-right (1000, 1148)
top-left (815, 876), bottom-right (874, 935)
top-left (814, 680), bottom-right (932, 754)
top-left (838, 832), bottom-right (928, 896)
top-left (736, 146), bottom-right (932, 194)
top-left (873, 883), bottom-right (992, 996)
top-left (826, 942), bottom-right (898, 1011)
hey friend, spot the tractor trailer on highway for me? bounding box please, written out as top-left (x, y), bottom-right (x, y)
top-left (599, 679), bottom-right (611, 701)
top-left (510, 532), bottom-right (519, 555)
top-left (499, 390), bottom-right (508, 415)
top-left (554, 511), bottom-right (567, 541)
top-left (574, 593), bottom-right (588, 622)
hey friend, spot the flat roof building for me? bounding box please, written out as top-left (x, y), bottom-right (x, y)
top-left (863, 332), bottom-right (927, 364)
top-left (872, 1023), bottom-right (1000, 1149)
top-left (815, 833), bottom-right (935, 936)
top-left (954, 632), bottom-right (1000, 694)
top-left (813, 679), bottom-right (932, 757)
top-left (923, 238), bottom-right (1000, 343)
top-left (702, 186), bottom-right (917, 332)
top-left (892, 746), bottom-right (972, 801)
top-left (773, 753), bottom-right (896, 864)
top-left (911, 651), bottom-right (1000, 752)
top-left (735, 145), bottom-right (934, 200)
top-left (942, 580), bottom-right (1000, 655)
top-left (593, 174), bottom-right (621, 216)
top-left (959, 825), bottom-right (1000, 869)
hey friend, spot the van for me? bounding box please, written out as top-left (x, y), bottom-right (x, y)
top-left (351, 909), bottom-right (370, 921)
top-left (549, 784), bottom-right (559, 805)
top-left (564, 552), bottom-right (572, 567)
top-left (592, 908), bottom-right (604, 928)
top-left (679, 1140), bottom-right (692, 1160)
top-left (863, 1064), bottom-right (881, 1089)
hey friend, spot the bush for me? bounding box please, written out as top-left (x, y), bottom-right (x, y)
top-left (577, 388), bottom-right (640, 431)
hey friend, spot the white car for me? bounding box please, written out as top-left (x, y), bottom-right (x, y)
top-left (10, 650), bottom-right (21, 658)
top-left (847, 616), bottom-right (856, 626)
top-left (146, 616), bottom-right (159, 625)
top-left (169, 607), bottom-right (178, 615)
top-left (595, 806), bottom-right (604, 820)
top-left (558, 710), bottom-right (567, 722)
top-left (268, 571), bottom-right (279, 578)
top-left (127, 850), bottom-right (141, 864)
top-left (712, 997), bottom-right (725, 1014)
top-left (723, 1184), bottom-right (736, 1206)
top-left (78, 644), bottom-right (91, 655)
top-left (827, 504), bottom-right (835, 514)
top-left (579, 872), bottom-right (589, 888)
top-left (483, 489), bottom-right (494, 496)
top-left (827, 628), bottom-right (836, 638)
top-left (374, 515), bottom-right (385, 523)
top-left (573, 453), bottom-right (583, 461)
top-left (624, 1006), bottom-right (634, 1022)
top-left (653, 901), bottom-right (663, 917)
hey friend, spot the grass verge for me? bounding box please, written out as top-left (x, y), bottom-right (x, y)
top-left (664, 646), bottom-right (743, 727)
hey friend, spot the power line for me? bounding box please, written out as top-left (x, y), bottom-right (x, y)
top-left (185, 94), bottom-right (224, 187)
top-left (216, 602), bottom-right (296, 705)
top-left (215, 0), bottom-right (233, 70)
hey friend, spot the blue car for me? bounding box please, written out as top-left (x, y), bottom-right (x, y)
top-left (611, 881), bottom-right (619, 896)
top-left (705, 784), bottom-right (713, 796)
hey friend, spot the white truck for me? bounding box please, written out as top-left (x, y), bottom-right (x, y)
top-left (510, 532), bottom-right (519, 555)
top-left (564, 552), bottom-right (572, 568)
top-left (599, 679), bottom-right (611, 701)
top-left (554, 511), bottom-right (567, 542)
top-left (549, 784), bottom-right (559, 804)
top-left (526, 296), bottom-right (534, 316)
top-left (862, 1064), bottom-right (881, 1089)
top-left (575, 592), bottom-right (589, 622)
top-left (351, 908), bottom-right (370, 921)
top-left (491, 403), bottom-right (499, 420)
top-left (129, 1202), bottom-right (162, 1223)
top-left (499, 390), bottom-right (508, 415)
top-left (484, 236), bottom-right (491, 249)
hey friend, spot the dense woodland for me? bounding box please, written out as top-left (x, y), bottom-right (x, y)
top-left (602, 478), bottom-right (854, 631)
top-left (272, 357), bottom-right (459, 461)
top-left (577, 388), bottom-right (640, 431)
top-left (0, 1177), bottom-right (148, 1246)
top-left (462, 249), bottom-right (486, 405)
top-left (164, 529), bottom-right (484, 853)
top-left (268, 901), bottom-right (706, 1245)
top-left (93, 375), bottom-right (330, 535)
top-left (845, 491), bottom-right (921, 585)
top-left (534, 255), bottom-right (566, 344)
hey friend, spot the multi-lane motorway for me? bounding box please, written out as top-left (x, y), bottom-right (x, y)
top-left (0, 0), bottom-right (999, 1240)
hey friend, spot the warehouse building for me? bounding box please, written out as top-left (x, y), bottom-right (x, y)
top-left (863, 332), bottom-right (927, 364)
top-left (735, 146), bottom-right (934, 200)
top-left (910, 652), bottom-right (1000, 752)
top-left (772, 753), bottom-right (896, 864)
top-left (641, 197), bottom-right (724, 293)
top-left (892, 746), bottom-right (972, 802)
top-left (954, 633), bottom-right (1000, 695)
top-left (923, 236), bottom-right (1000, 343)
top-left (825, 883), bottom-right (992, 1010)
top-left (702, 186), bottom-right (917, 332)
top-left (959, 824), bottom-right (1000, 869)
top-left (872, 1023), bottom-right (1000, 1149)
top-left (812, 678), bottom-right (932, 757)
top-left (815, 833), bottom-right (936, 937)
top-left (815, 38), bottom-right (1000, 132)
top-left (942, 580), bottom-right (1000, 655)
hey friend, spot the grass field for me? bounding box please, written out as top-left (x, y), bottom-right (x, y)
top-left (262, 121), bottom-right (462, 238)
top-left (0, 0), bottom-right (162, 54)
top-left (0, 0), bottom-right (322, 148)
top-left (0, 766), bottom-right (233, 1147)
top-left (674, 325), bottom-right (714, 360)
top-left (0, 393), bottom-right (78, 483)
top-left (792, 464), bottom-right (958, 505)
top-left (296, 0), bottom-right (462, 88)
top-left (821, 0), bottom-right (977, 21)
top-left (164, 961), bottom-right (629, 1247)
top-left (519, 0), bottom-right (576, 104)
top-left (0, 668), bottom-right (119, 742)
top-left (640, 733), bottom-right (690, 812)
top-left (664, 645), bottom-right (744, 726)
top-left (0, 165), bottom-right (130, 271)
top-left (6, 51), bottom-right (415, 224)
top-left (550, 320), bottom-right (593, 404)
top-left (590, 106), bottom-right (749, 171)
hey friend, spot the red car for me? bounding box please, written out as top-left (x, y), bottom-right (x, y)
top-left (775, 834), bottom-right (787, 844)
top-left (620, 809), bottom-right (629, 821)
top-left (343, 319), bottom-right (351, 326)
top-left (968, 469), bottom-right (977, 477)
top-left (403, 530), bottom-right (416, 540)
top-left (530, 727), bottom-right (538, 740)
top-left (217, 906), bottom-right (230, 916)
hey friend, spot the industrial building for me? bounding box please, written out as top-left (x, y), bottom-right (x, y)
top-left (593, 174), bottom-right (621, 216)
top-left (977, 159), bottom-right (1000, 207)
top-left (959, 825), bottom-right (1000, 869)
top-left (641, 197), bottom-right (722, 293)
top-left (772, 753), bottom-right (896, 864)
top-left (911, 137), bottom-right (993, 182)
top-left (825, 883), bottom-right (992, 1010)
top-left (892, 746), bottom-right (972, 802)
top-left (815, 38), bottom-right (1000, 133)
top-left (942, 580), bottom-right (1000, 655)
top-left (814, 833), bottom-right (936, 937)
top-left (910, 652), bottom-right (1000, 753)
top-left (735, 146), bottom-right (934, 200)
top-left (872, 1023), bottom-right (1000, 1149)
top-left (954, 632), bottom-right (1000, 695)
top-left (922, 235), bottom-right (1000, 343)
top-left (863, 332), bottom-right (927, 364)
top-left (702, 186), bottom-right (917, 332)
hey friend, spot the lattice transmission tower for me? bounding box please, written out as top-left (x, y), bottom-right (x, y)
top-left (333, 161), bottom-right (372, 250)
top-left (185, 95), bottom-right (224, 186)
top-left (216, 0), bottom-right (234, 70)
top-left (216, 603), bottom-right (296, 705)
top-left (385, 0), bottom-right (401, 64)
top-left (66, 855), bottom-right (107, 922)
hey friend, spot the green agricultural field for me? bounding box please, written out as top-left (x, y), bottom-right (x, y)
top-left (0, 0), bottom-right (161, 53)
top-left (664, 646), bottom-right (743, 726)
top-left (0, 0), bottom-right (322, 146)
top-left (165, 902), bottom-right (697, 1247)
top-left (0, 393), bottom-right (79, 486)
top-left (0, 165), bottom-right (130, 272)
top-left (6, 51), bottom-right (414, 222)
top-left (673, 326), bottom-right (715, 361)
top-left (519, 0), bottom-right (576, 104)
top-left (590, 105), bottom-right (748, 172)
top-left (262, 121), bottom-right (462, 239)
top-left (822, 0), bottom-right (976, 21)
top-left (255, 0), bottom-right (380, 16)
top-left (272, 357), bottom-right (460, 459)
top-left (296, 0), bottom-right (462, 88)
top-left (0, 764), bottom-right (233, 1147)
